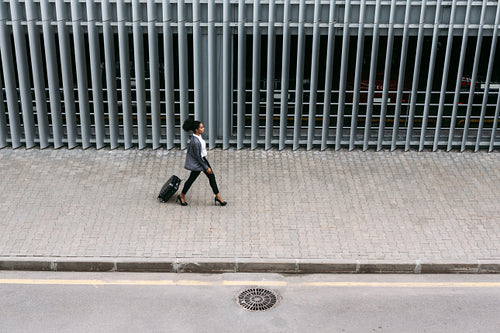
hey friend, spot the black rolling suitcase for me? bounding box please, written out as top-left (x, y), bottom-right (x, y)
top-left (158, 175), bottom-right (181, 203)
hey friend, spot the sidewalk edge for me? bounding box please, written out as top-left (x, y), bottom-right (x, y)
top-left (0, 257), bottom-right (499, 274)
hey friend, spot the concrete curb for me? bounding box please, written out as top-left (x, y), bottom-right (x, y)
top-left (0, 257), bottom-right (499, 274)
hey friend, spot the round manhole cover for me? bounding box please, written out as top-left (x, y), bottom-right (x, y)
top-left (236, 288), bottom-right (281, 312)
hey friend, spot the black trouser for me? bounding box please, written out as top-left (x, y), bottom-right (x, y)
top-left (181, 158), bottom-right (219, 195)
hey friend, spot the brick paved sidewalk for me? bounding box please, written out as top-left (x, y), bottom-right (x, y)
top-left (0, 148), bottom-right (499, 268)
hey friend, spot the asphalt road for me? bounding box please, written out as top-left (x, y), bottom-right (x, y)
top-left (1, 272), bottom-right (499, 333)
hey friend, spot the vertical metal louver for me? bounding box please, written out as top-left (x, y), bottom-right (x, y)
top-left (0, 0), bottom-right (499, 151)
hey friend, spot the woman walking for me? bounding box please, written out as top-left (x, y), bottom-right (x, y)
top-left (177, 119), bottom-right (227, 206)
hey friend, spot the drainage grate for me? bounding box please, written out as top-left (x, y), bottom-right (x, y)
top-left (236, 288), bottom-right (280, 312)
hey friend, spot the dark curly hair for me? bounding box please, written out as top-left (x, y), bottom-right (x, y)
top-left (182, 119), bottom-right (201, 132)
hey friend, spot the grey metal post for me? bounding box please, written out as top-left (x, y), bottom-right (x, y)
top-left (0, 0), bottom-right (13, 148)
top-left (0, 5), bottom-right (21, 149)
top-left (148, 0), bottom-right (161, 149)
top-left (307, 0), bottom-right (321, 150)
top-left (491, 87), bottom-right (500, 152)
top-left (336, 0), bottom-right (351, 150)
top-left (434, 0), bottom-right (457, 151)
top-left (0, 73), bottom-right (6, 148)
top-left (223, 0), bottom-right (232, 149)
top-left (363, 0), bottom-right (382, 151)
top-left (477, 2), bottom-right (500, 152)
top-left (10, 0), bottom-right (35, 148)
top-left (265, 0), bottom-right (276, 150)
top-left (391, 0), bottom-right (412, 151)
top-left (279, 0), bottom-right (291, 150)
top-left (448, 0), bottom-right (472, 151)
top-left (163, 0), bottom-right (175, 149)
top-left (87, 0), bottom-right (105, 149)
top-left (420, 0), bottom-right (442, 151)
top-left (71, 0), bottom-right (91, 149)
top-left (378, 0), bottom-right (396, 151)
top-left (178, 0), bottom-right (189, 148)
top-left (56, 0), bottom-right (77, 148)
top-left (208, 0), bottom-right (217, 148)
top-left (405, 0), bottom-right (427, 151)
top-left (237, 0), bottom-right (246, 149)
top-left (349, 0), bottom-right (366, 151)
top-left (293, 0), bottom-right (306, 150)
top-left (321, 0), bottom-right (337, 151)
top-left (26, 0), bottom-right (49, 148)
top-left (251, 0), bottom-right (261, 149)
top-left (102, 0), bottom-right (119, 149)
top-left (41, 0), bottom-right (63, 148)
top-left (132, 0), bottom-right (147, 149)
top-left (117, 0), bottom-right (133, 149)
top-left (462, 0), bottom-right (487, 152)
top-left (208, 2), bottom-right (217, 148)
top-left (193, 0), bottom-right (202, 122)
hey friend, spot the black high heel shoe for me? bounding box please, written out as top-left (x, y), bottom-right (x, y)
top-left (176, 195), bottom-right (188, 206)
top-left (214, 197), bottom-right (227, 206)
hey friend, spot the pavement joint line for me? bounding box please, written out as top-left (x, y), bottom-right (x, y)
top-left (414, 260), bottom-right (422, 274)
top-left (0, 279), bottom-right (500, 288)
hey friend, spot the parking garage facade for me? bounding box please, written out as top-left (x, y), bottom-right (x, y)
top-left (0, 0), bottom-right (499, 151)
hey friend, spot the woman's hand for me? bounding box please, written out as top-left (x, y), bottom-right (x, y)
top-left (206, 168), bottom-right (213, 174)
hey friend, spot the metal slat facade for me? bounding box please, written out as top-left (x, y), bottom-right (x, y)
top-left (0, 0), bottom-right (499, 151)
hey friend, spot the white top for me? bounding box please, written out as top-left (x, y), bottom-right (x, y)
top-left (193, 134), bottom-right (207, 158)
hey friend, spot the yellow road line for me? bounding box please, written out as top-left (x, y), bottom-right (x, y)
top-left (222, 281), bottom-right (288, 287)
top-left (0, 279), bottom-right (499, 288)
top-left (300, 282), bottom-right (500, 288)
top-left (0, 279), bottom-right (203, 286)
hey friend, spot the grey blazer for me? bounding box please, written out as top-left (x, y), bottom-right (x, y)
top-left (184, 136), bottom-right (209, 172)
